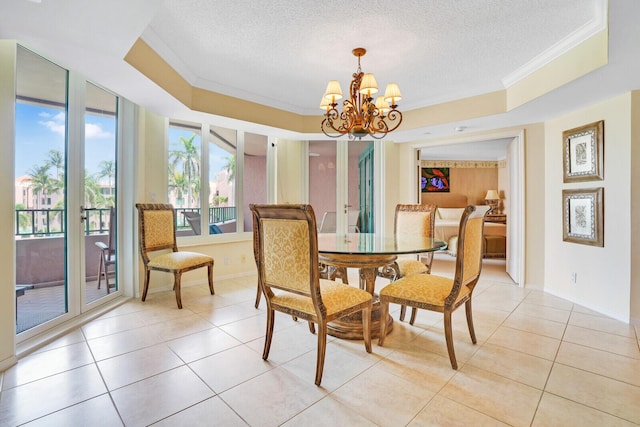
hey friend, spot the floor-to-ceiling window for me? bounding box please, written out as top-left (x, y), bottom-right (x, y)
top-left (84, 82), bottom-right (118, 304)
top-left (241, 132), bottom-right (268, 232)
top-left (14, 46), bottom-right (68, 333)
top-left (14, 46), bottom-right (121, 337)
top-left (167, 123), bottom-right (268, 237)
top-left (208, 125), bottom-right (238, 234)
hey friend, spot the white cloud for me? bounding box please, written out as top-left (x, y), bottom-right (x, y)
top-left (38, 111), bottom-right (66, 136)
top-left (85, 123), bottom-right (112, 139)
top-left (39, 119), bottom-right (65, 136)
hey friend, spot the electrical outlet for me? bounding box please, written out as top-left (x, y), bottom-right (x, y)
top-left (224, 257), bottom-right (231, 265)
top-left (570, 272), bottom-right (577, 284)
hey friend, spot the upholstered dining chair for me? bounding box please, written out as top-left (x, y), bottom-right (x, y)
top-left (135, 203), bottom-right (214, 309)
top-left (378, 205), bottom-right (489, 370)
top-left (250, 203), bottom-right (372, 386)
top-left (95, 206), bottom-right (116, 293)
top-left (378, 203), bottom-right (437, 324)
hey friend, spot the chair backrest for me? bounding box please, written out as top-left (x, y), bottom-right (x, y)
top-left (251, 204), bottom-right (324, 308)
top-left (395, 204), bottom-right (436, 237)
top-left (348, 209), bottom-right (360, 232)
top-left (318, 211), bottom-right (336, 233)
top-left (319, 210), bottom-right (360, 233)
top-left (135, 203), bottom-right (178, 265)
top-left (449, 205), bottom-right (490, 303)
top-left (183, 211), bottom-right (201, 235)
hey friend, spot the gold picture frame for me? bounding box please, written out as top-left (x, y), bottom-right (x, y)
top-left (562, 120), bottom-right (604, 182)
top-left (562, 188), bottom-right (604, 247)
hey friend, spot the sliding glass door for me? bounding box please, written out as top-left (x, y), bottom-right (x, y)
top-left (15, 46), bottom-right (120, 337)
top-left (15, 46), bottom-right (69, 334)
top-left (309, 140), bottom-right (371, 233)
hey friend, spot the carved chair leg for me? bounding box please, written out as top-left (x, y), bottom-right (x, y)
top-left (207, 264), bottom-right (215, 295)
top-left (465, 299), bottom-right (477, 344)
top-left (399, 305), bottom-right (407, 321)
top-left (254, 281), bottom-right (261, 308)
top-left (142, 270), bottom-right (151, 301)
top-left (409, 307), bottom-right (418, 325)
top-left (263, 309), bottom-right (275, 360)
top-left (315, 322), bottom-right (327, 386)
top-left (308, 321), bottom-right (316, 334)
top-left (444, 310), bottom-right (457, 369)
top-left (174, 273), bottom-right (183, 309)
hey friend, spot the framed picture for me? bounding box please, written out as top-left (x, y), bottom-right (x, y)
top-left (421, 167), bottom-right (450, 192)
top-left (562, 120), bottom-right (604, 182)
top-left (562, 188), bottom-right (603, 247)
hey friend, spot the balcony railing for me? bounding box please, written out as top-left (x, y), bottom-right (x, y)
top-left (175, 206), bottom-right (237, 228)
top-left (15, 207), bottom-right (237, 237)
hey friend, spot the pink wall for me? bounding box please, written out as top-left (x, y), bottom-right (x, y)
top-left (309, 150), bottom-right (364, 220)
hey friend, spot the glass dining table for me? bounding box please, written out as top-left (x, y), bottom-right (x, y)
top-left (317, 233), bottom-right (447, 339)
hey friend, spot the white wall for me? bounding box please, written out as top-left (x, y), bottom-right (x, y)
top-left (544, 93), bottom-right (632, 322)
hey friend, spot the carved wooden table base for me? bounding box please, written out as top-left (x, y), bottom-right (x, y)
top-left (318, 254), bottom-right (397, 340)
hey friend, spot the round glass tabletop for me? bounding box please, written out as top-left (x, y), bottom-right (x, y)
top-left (317, 233), bottom-right (447, 255)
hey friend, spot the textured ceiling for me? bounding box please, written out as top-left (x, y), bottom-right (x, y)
top-left (142, 0), bottom-right (597, 115)
top-left (3, 0), bottom-right (640, 151)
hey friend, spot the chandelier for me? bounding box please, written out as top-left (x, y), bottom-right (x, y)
top-left (320, 48), bottom-right (402, 140)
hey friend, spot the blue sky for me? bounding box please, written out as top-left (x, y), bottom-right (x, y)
top-left (15, 103), bottom-right (231, 182)
top-left (15, 103), bottom-right (116, 178)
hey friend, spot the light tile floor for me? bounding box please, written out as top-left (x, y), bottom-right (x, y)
top-left (2, 255), bottom-right (639, 426)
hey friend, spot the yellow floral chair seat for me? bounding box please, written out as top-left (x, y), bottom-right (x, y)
top-left (148, 251), bottom-right (214, 270)
top-left (272, 279), bottom-right (372, 316)
top-left (380, 274), bottom-right (470, 307)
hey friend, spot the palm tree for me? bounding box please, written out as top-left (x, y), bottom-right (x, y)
top-left (168, 134), bottom-right (200, 207)
top-left (224, 155), bottom-right (235, 183)
top-left (28, 164), bottom-right (54, 210)
top-left (46, 149), bottom-right (64, 179)
top-left (46, 149), bottom-right (65, 195)
top-left (96, 160), bottom-right (115, 196)
top-left (168, 171), bottom-right (188, 206)
top-left (84, 171), bottom-right (106, 208)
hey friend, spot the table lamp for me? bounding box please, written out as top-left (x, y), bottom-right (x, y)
top-left (485, 190), bottom-right (499, 214)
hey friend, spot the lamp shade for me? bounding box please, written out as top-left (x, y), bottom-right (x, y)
top-left (359, 73), bottom-right (378, 96)
top-left (485, 190), bottom-right (499, 200)
top-left (319, 96), bottom-right (331, 111)
top-left (375, 96), bottom-right (390, 114)
top-left (383, 83), bottom-right (402, 104)
top-left (324, 80), bottom-right (343, 101)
